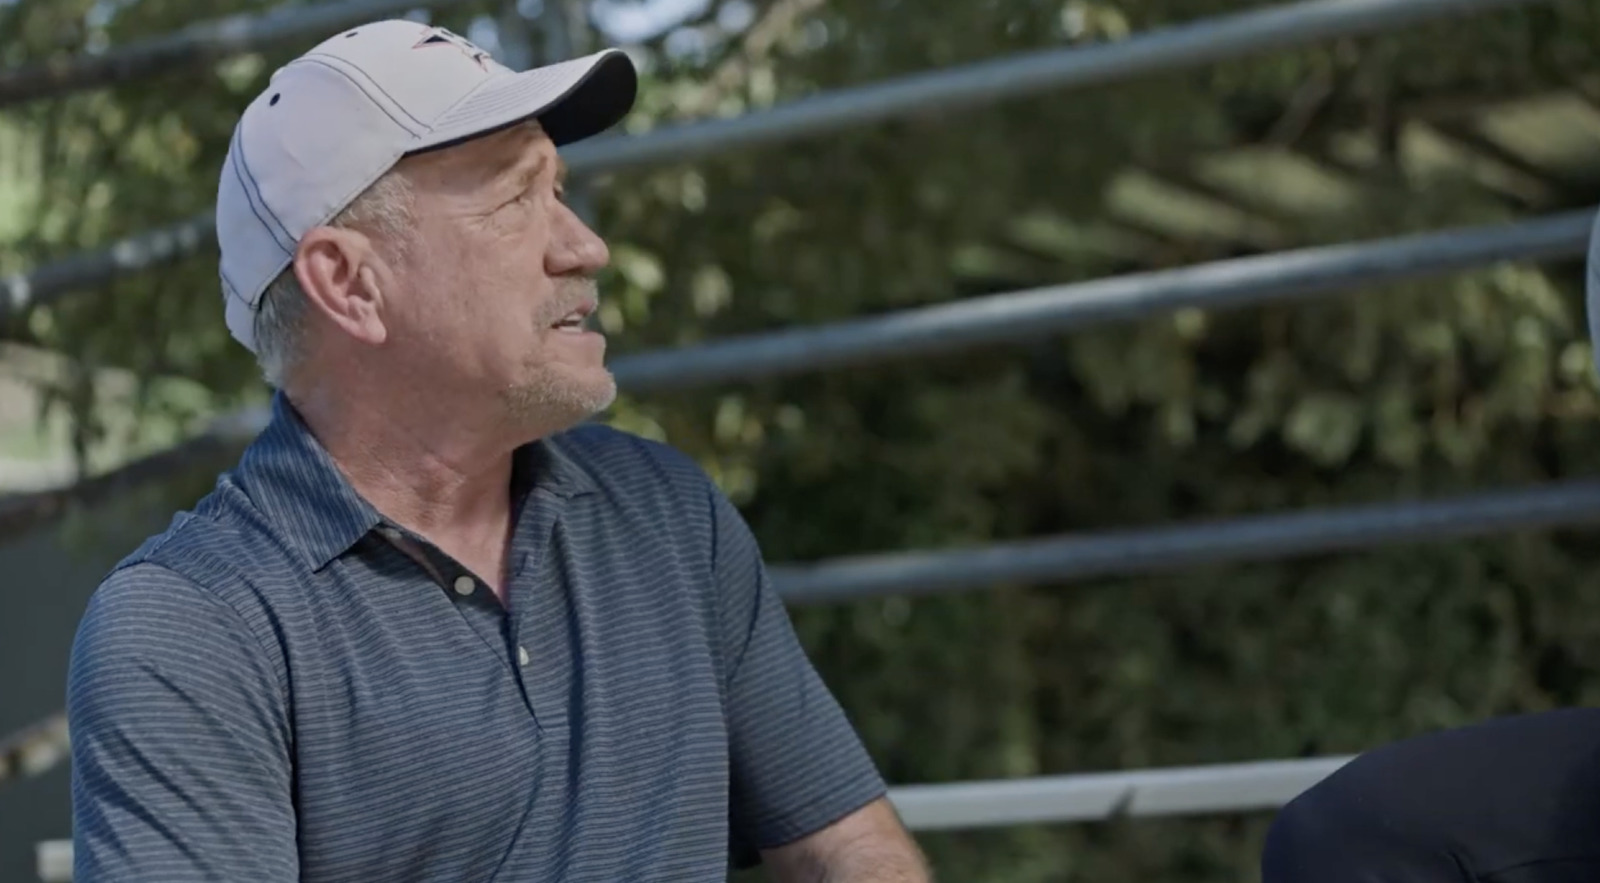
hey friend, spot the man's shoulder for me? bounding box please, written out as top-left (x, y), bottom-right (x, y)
top-left (70, 497), bottom-right (295, 737)
top-left (77, 479), bottom-right (300, 694)
top-left (77, 521), bottom-right (265, 669)
top-left (100, 476), bottom-right (299, 610)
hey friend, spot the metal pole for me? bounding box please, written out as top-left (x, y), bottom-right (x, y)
top-left (11, 425), bottom-right (1600, 605)
top-left (7, 414), bottom-right (1600, 607)
top-left (29, 755), bottom-right (1358, 878)
top-left (2, 0), bottom-right (1561, 300)
top-left (0, 212), bottom-right (216, 318)
top-left (0, 208), bottom-right (1591, 541)
top-left (563, 0), bottom-right (1554, 176)
top-left (891, 755), bottom-right (1354, 831)
top-left (5, 205), bottom-right (1593, 366)
top-left (607, 209), bottom-right (1597, 393)
top-left (770, 479), bottom-right (1600, 603)
top-left (0, 0), bottom-right (483, 108)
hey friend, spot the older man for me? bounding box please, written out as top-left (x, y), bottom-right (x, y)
top-left (66, 19), bottom-right (927, 882)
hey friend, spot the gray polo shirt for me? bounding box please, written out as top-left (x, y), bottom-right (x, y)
top-left (66, 393), bottom-right (886, 882)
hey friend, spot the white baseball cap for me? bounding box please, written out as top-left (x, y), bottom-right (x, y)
top-left (216, 18), bottom-right (637, 354)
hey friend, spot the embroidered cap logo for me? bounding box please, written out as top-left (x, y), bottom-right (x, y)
top-left (412, 26), bottom-right (491, 70)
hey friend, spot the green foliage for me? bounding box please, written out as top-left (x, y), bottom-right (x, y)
top-left (5, 0), bottom-right (1600, 879)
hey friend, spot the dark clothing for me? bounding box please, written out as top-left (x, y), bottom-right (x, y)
top-left (1263, 708), bottom-right (1600, 882)
top-left (67, 393), bottom-right (885, 882)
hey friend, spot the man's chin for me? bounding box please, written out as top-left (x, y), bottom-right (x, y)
top-left (501, 369), bottom-right (617, 432)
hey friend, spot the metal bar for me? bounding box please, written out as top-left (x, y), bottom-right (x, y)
top-left (2, 0), bottom-right (1559, 303)
top-left (0, 212), bottom-right (215, 317)
top-left (564, 0), bottom-right (1553, 176)
top-left (7, 477), bottom-right (1598, 793)
top-left (609, 209), bottom-right (1597, 393)
top-left (0, 411), bottom-right (254, 540)
top-left (0, 209), bottom-right (1592, 545)
top-left (0, 0), bottom-right (482, 108)
top-left (770, 480), bottom-right (1600, 603)
top-left (891, 755), bottom-right (1354, 831)
top-left (32, 755), bottom-right (1355, 878)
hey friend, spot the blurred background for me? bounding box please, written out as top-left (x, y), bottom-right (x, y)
top-left (2, 0), bottom-right (1600, 879)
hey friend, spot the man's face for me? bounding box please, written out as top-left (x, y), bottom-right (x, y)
top-left (384, 121), bottom-right (615, 433)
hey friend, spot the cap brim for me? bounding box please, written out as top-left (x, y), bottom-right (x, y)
top-left (414, 48), bottom-right (637, 154)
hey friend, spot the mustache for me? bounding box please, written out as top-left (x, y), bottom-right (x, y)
top-left (545, 277), bottom-right (599, 321)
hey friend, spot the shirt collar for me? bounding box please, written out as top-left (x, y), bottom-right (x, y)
top-left (517, 427), bottom-right (599, 500)
top-left (233, 391), bottom-right (597, 572)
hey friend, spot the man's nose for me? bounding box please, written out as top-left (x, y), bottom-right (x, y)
top-left (547, 201), bottom-right (609, 276)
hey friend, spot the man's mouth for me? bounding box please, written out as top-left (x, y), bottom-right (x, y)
top-left (551, 299), bottom-right (597, 333)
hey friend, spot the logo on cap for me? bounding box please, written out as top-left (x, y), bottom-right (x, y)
top-left (413, 26), bottom-right (490, 70)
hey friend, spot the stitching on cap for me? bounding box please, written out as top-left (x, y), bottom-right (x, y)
top-left (231, 127), bottom-right (296, 254)
top-left (229, 134), bottom-right (295, 258)
top-left (246, 256), bottom-right (293, 314)
top-left (429, 64), bottom-right (505, 132)
top-left (219, 216), bottom-right (290, 318)
top-left (299, 55), bottom-right (426, 133)
top-left (220, 268), bottom-right (248, 306)
top-left (308, 147), bottom-right (406, 243)
top-left (444, 78), bottom-right (536, 120)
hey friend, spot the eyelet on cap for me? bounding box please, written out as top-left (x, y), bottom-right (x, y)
top-left (269, 93), bottom-right (280, 106)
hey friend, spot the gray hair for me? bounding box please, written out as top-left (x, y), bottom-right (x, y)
top-left (253, 169), bottom-right (415, 388)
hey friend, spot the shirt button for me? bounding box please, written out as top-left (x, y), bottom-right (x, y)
top-left (517, 646), bottom-right (530, 667)
top-left (379, 527), bottom-right (402, 542)
top-left (452, 576), bottom-right (475, 596)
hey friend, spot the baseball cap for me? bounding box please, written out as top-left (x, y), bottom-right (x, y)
top-left (216, 19), bottom-right (638, 354)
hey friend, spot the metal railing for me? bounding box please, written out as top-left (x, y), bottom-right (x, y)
top-left (8, 472), bottom-right (1599, 791)
top-left (773, 480), bottom-right (1600, 602)
top-left (0, 206), bottom-right (1588, 547)
top-left (34, 754), bottom-right (1355, 879)
top-left (0, 0), bottom-right (1561, 314)
top-left (609, 210), bottom-right (1596, 393)
top-left (892, 755), bottom-right (1354, 831)
top-left (0, 0), bottom-right (482, 108)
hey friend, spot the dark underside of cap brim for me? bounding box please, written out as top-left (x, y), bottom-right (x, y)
top-left (538, 51), bottom-right (638, 146)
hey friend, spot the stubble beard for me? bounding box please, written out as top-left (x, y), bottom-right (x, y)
top-left (499, 277), bottom-right (616, 434)
top-left (500, 365), bottom-right (616, 432)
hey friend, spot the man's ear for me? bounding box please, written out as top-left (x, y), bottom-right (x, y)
top-left (293, 227), bottom-right (389, 347)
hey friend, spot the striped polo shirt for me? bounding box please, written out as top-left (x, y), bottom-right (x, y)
top-left (66, 392), bottom-right (886, 882)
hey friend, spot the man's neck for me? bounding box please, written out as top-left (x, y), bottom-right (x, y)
top-left (286, 385), bottom-right (520, 583)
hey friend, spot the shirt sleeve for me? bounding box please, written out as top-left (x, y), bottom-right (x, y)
top-left (710, 486), bottom-right (888, 864)
top-left (67, 562), bottom-right (298, 883)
